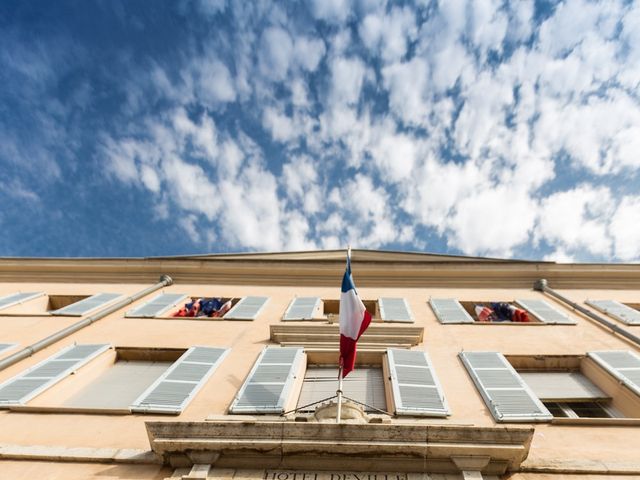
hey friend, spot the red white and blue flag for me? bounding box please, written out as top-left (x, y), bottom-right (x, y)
top-left (339, 252), bottom-right (372, 378)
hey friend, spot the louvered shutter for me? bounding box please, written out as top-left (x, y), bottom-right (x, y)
top-left (125, 293), bottom-right (188, 318)
top-left (515, 299), bottom-right (576, 324)
top-left (586, 300), bottom-right (640, 325)
top-left (230, 346), bottom-right (304, 413)
top-left (131, 346), bottom-right (228, 414)
top-left (429, 299), bottom-right (474, 324)
top-left (388, 349), bottom-right (449, 417)
top-left (588, 350), bottom-right (640, 396)
top-left (379, 298), bottom-right (413, 323)
top-left (283, 297), bottom-right (321, 320)
top-left (0, 344), bottom-right (109, 406)
top-left (0, 292), bottom-right (45, 311)
top-left (0, 344), bottom-right (17, 354)
top-left (224, 296), bottom-right (269, 320)
top-left (51, 293), bottom-right (122, 316)
top-left (459, 351), bottom-right (552, 422)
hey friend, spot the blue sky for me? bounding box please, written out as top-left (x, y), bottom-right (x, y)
top-left (1, 0), bottom-right (640, 261)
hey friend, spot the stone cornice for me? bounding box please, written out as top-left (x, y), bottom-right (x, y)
top-left (0, 257), bottom-right (639, 288)
top-left (145, 420), bottom-right (534, 475)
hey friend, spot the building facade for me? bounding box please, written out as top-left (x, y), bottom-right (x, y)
top-left (0, 250), bottom-right (639, 480)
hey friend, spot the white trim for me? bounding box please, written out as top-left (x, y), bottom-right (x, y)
top-left (0, 292), bottom-right (45, 312)
top-left (125, 293), bottom-right (188, 318)
top-left (224, 296), bottom-right (269, 320)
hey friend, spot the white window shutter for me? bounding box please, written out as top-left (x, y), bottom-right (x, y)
top-left (283, 297), bottom-right (321, 321)
top-left (51, 293), bottom-right (122, 316)
top-left (515, 299), bottom-right (576, 324)
top-left (131, 346), bottom-right (228, 414)
top-left (586, 300), bottom-right (640, 325)
top-left (379, 298), bottom-right (414, 323)
top-left (230, 346), bottom-right (304, 414)
top-left (224, 296), bottom-right (269, 320)
top-left (459, 351), bottom-right (552, 422)
top-left (0, 344), bottom-right (110, 406)
top-left (430, 298), bottom-right (474, 324)
top-left (587, 350), bottom-right (640, 396)
top-left (387, 348), bottom-right (449, 417)
top-left (125, 293), bottom-right (188, 318)
top-left (0, 292), bottom-right (45, 311)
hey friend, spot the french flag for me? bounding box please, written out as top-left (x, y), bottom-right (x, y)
top-left (339, 253), bottom-right (372, 378)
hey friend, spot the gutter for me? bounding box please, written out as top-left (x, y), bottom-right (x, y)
top-left (0, 274), bottom-right (173, 372)
top-left (534, 278), bottom-right (640, 348)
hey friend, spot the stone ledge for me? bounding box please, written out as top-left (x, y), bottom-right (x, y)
top-left (0, 444), bottom-right (161, 465)
top-left (146, 421), bottom-right (533, 475)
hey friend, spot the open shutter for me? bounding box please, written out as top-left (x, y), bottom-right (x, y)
top-left (51, 293), bottom-right (122, 316)
top-left (588, 350), bottom-right (640, 396)
top-left (0, 344), bottom-right (109, 406)
top-left (0, 292), bottom-right (45, 312)
top-left (388, 349), bottom-right (449, 417)
top-left (283, 297), bottom-right (321, 321)
top-left (459, 351), bottom-right (552, 422)
top-left (0, 344), bottom-right (17, 355)
top-left (131, 346), bottom-right (228, 414)
top-left (125, 293), bottom-right (188, 318)
top-left (515, 299), bottom-right (576, 324)
top-left (224, 296), bottom-right (269, 320)
top-left (586, 300), bottom-right (640, 325)
top-left (230, 346), bottom-right (304, 413)
top-left (379, 298), bottom-right (413, 323)
top-left (430, 299), bottom-right (474, 324)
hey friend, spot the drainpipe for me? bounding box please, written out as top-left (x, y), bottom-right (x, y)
top-left (0, 274), bottom-right (173, 372)
top-left (534, 278), bottom-right (640, 348)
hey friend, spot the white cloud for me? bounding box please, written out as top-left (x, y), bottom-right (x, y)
top-left (262, 107), bottom-right (296, 142)
top-left (259, 27), bottom-right (294, 81)
top-left (293, 36), bottom-right (326, 72)
top-left (359, 6), bottom-right (417, 62)
top-left (610, 196), bottom-right (640, 261)
top-left (311, 0), bottom-right (351, 24)
top-left (329, 56), bottom-right (367, 105)
top-left (382, 57), bottom-right (430, 126)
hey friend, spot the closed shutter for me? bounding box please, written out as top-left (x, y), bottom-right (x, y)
top-left (379, 298), bottom-right (413, 323)
top-left (125, 293), bottom-right (188, 318)
top-left (224, 296), bottom-right (269, 320)
top-left (283, 297), bottom-right (321, 321)
top-left (588, 350), bottom-right (640, 396)
top-left (429, 299), bottom-right (474, 324)
top-left (131, 346), bottom-right (228, 414)
top-left (230, 346), bottom-right (304, 413)
top-left (459, 351), bottom-right (552, 422)
top-left (0, 292), bottom-right (45, 312)
top-left (0, 344), bottom-right (17, 355)
top-left (0, 344), bottom-right (110, 406)
top-left (388, 349), bottom-right (449, 417)
top-left (51, 293), bottom-right (122, 316)
top-left (515, 299), bottom-right (576, 324)
top-left (586, 300), bottom-right (640, 325)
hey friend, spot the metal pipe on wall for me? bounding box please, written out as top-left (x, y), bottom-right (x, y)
top-left (534, 278), bottom-right (640, 348)
top-left (0, 274), bottom-right (173, 372)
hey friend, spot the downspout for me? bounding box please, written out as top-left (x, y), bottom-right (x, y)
top-left (534, 278), bottom-right (640, 348)
top-left (0, 274), bottom-right (173, 372)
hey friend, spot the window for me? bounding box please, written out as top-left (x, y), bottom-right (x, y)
top-left (460, 351), bottom-right (640, 423)
top-left (126, 293), bottom-right (268, 321)
top-left (0, 292), bottom-right (122, 316)
top-left (0, 344), bottom-right (228, 414)
top-left (586, 300), bottom-right (640, 325)
top-left (430, 298), bottom-right (575, 324)
top-left (229, 346), bottom-right (449, 417)
top-left (282, 297), bottom-right (413, 323)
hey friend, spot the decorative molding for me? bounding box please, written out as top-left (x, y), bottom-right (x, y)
top-left (270, 324), bottom-right (424, 349)
top-left (145, 420), bottom-right (534, 475)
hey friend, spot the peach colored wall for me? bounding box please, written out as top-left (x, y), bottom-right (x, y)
top-left (0, 281), bottom-right (638, 471)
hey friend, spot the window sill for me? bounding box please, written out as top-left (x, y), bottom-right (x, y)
top-left (551, 417), bottom-right (640, 426)
top-left (9, 405), bottom-right (131, 415)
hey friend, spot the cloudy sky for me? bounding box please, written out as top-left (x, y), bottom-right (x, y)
top-left (1, 0), bottom-right (640, 261)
